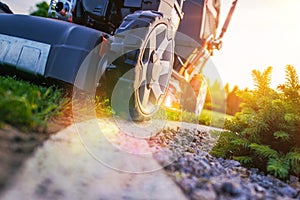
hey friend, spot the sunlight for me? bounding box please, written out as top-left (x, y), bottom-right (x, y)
top-left (212, 0), bottom-right (300, 89)
top-left (164, 95), bottom-right (172, 108)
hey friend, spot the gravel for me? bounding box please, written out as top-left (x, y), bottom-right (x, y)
top-left (148, 127), bottom-right (300, 200)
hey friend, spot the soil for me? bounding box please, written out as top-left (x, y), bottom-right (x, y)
top-left (0, 125), bottom-right (49, 193)
top-left (0, 112), bottom-right (72, 194)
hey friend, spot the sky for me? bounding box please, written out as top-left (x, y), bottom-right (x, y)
top-left (213, 0), bottom-right (300, 89)
top-left (2, 0), bottom-right (300, 89)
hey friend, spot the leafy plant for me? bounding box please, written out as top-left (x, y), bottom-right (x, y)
top-left (211, 65), bottom-right (300, 179)
top-left (30, 1), bottom-right (49, 17)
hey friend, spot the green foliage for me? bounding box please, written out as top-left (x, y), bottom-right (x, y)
top-left (95, 96), bottom-right (113, 117)
top-left (211, 65), bottom-right (300, 179)
top-left (273, 131), bottom-right (289, 141)
top-left (199, 109), bottom-right (231, 128)
top-left (285, 150), bottom-right (300, 174)
top-left (153, 108), bottom-right (198, 124)
top-left (198, 109), bottom-right (211, 126)
top-left (30, 1), bottom-right (49, 17)
top-left (152, 107), bottom-right (229, 128)
top-left (251, 66), bottom-right (273, 94)
top-left (278, 65), bottom-right (300, 100)
top-left (210, 131), bottom-right (241, 158)
top-left (233, 156), bottom-right (252, 164)
top-left (249, 143), bottom-right (278, 159)
top-left (267, 157), bottom-right (290, 179)
top-left (231, 138), bottom-right (250, 148)
top-left (0, 76), bottom-right (66, 131)
top-left (286, 151), bottom-right (300, 167)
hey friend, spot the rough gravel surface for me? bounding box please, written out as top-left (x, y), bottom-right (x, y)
top-left (148, 126), bottom-right (300, 200)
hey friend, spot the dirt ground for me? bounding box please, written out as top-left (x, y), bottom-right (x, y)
top-left (0, 125), bottom-right (49, 193)
top-left (0, 104), bottom-right (75, 195)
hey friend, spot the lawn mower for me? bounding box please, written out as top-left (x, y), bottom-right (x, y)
top-left (0, 0), bottom-right (238, 121)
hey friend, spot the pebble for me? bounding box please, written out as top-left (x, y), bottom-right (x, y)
top-left (148, 127), bottom-right (300, 199)
top-left (191, 188), bottom-right (217, 200)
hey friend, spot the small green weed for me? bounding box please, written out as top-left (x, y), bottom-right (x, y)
top-left (95, 96), bottom-right (113, 117)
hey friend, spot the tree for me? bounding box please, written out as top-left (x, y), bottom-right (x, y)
top-left (30, 1), bottom-right (49, 17)
top-left (226, 85), bottom-right (242, 116)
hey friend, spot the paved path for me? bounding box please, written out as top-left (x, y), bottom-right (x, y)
top-left (1, 118), bottom-right (187, 200)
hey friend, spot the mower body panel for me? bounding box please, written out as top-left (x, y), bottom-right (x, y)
top-left (0, 14), bottom-right (104, 85)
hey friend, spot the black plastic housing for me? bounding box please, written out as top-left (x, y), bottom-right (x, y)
top-left (0, 14), bottom-right (104, 86)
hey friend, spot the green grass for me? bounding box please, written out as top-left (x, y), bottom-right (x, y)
top-left (153, 108), bottom-right (198, 123)
top-left (0, 76), bottom-right (67, 131)
top-left (0, 75), bottom-right (231, 131)
top-left (199, 109), bottom-right (233, 128)
top-left (154, 107), bottom-right (232, 129)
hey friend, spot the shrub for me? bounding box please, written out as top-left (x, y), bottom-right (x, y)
top-left (30, 1), bottom-right (49, 17)
top-left (211, 65), bottom-right (300, 179)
